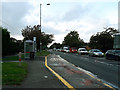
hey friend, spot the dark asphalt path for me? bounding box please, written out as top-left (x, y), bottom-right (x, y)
top-left (2, 56), bottom-right (66, 89)
top-left (50, 51), bottom-right (120, 88)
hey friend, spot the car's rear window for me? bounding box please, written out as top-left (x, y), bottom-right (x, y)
top-left (115, 50), bottom-right (120, 54)
top-left (81, 49), bottom-right (86, 51)
top-left (94, 50), bottom-right (100, 52)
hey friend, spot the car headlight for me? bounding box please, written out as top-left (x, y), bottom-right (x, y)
top-left (94, 53), bottom-right (98, 55)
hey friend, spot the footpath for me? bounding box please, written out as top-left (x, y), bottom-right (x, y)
top-left (2, 54), bottom-right (115, 89)
top-left (2, 56), bottom-right (66, 89)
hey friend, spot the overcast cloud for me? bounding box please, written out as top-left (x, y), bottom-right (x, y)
top-left (2, 2), bottom-right (32, 38)
top-left (1, 0), bottom-right (119, 45)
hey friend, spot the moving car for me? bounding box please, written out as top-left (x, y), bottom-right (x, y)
top-left (78, 48), bottom-right (88, 55)
top-left (69, 47), bottom-right (77, 53)
top-left (105, 50), bottom-right (120, 60)
top-left (89, 49), bottom-right (104, 57)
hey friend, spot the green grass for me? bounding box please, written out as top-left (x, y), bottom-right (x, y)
top-left (2, 62), bottom-right (28, 85)
top-left (37, 50), bottom-right (50, 56)
top-left (2, 54), bottom-right (24, 61)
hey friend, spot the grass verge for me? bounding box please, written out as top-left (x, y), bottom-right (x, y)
top-left (2, 54), bottom-right (24, 61)
top-left (37, 50), bottom-right (50, 56)
top-left (2, 62), bottom-right (28, 85)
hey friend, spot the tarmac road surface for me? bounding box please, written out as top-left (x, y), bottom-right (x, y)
top-left (50, 51), bottom-right (120, 89)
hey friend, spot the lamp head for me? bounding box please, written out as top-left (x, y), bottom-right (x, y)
top-left (47, 3), bottom-right (50, 5)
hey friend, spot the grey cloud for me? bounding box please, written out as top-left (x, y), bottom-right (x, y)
top-left (42, 26), bottom-right (62, 35)
top-left (2, 2), bottom-right (33, 35)
top-left (62, 4), bottom-right (92, 21)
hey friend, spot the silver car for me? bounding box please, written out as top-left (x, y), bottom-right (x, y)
top-left (89, 49), bottom-right (104, 57)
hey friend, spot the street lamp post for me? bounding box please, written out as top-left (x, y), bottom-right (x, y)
top-left (40, 4), bottom-right (42, 53)
top-left (39, 3), bottom-right (50, 53)
top-left (40, 4), bottom-right (42, 32)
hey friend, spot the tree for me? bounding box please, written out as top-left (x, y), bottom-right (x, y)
top-left (89, 33), bottom-right (113, 52)
top-left (2, 27), bottom-right (10, 56)
top-left (49, 43), bottom-right (62, 49)
top-left (62, 31), bottom-right (84, 48)
top-left (89, 27), bottom-right (119, 52)
top-left (103, 27), bottom-right (119, 36)
top-left (1, 27), bottom-right (23, 56)
top-left (21, 25), bottom-right (54, 50)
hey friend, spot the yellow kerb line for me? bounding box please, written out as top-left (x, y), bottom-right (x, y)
top-left (45, 56), bottom-right (75, 90)
top-left (87, 73), bottom-right (95, 79)
top-left (86, 72), bottom-right (115, 90)
top-left (103, 83), bottom-right (116, 90)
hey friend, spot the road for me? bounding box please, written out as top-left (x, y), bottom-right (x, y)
top-left (50, 51), bottom-right (120, 89)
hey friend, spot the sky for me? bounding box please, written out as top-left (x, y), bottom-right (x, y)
top-left (1, 0), bottom-right (119, 45)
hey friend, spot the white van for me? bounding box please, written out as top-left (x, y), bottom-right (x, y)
top-left (78, 48), bottom-right (88, 55)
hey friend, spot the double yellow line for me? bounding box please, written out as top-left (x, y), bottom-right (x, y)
top-left (45, 56), bottom-right (75, 90)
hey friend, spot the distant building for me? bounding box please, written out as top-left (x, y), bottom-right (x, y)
top-left (113, 33), bottom-right (120, 50)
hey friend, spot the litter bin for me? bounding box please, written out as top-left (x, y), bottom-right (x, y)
top-left (30, 52), bottom-right (34, 59)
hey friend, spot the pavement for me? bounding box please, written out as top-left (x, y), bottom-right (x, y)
top-left (2, 54), bottom-right (115, 89)
top-left (2, 56), bottom-right (66, 89)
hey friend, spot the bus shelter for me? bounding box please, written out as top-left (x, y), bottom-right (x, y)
top-left (113, 33), bottom-right (120, 50)
top-left (24, 40), bottom-right (35, 59)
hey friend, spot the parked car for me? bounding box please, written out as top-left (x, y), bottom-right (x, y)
top-left (69, 47), bottom-right (77, 53)
top-left (61, 49), bottom-right (64, 52)
top-left (64, 48), bottom-right (70, 53)
top-left (105, 50), bottom-right (120, 60)
top-left (89, 49), bottom-right (104, 57)
top-left (56, 49), bottom-right (61, 52)
top-left (78, 48), bottom-right (88, 55)
top-left (63, 47), bottom-right (70, 53)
